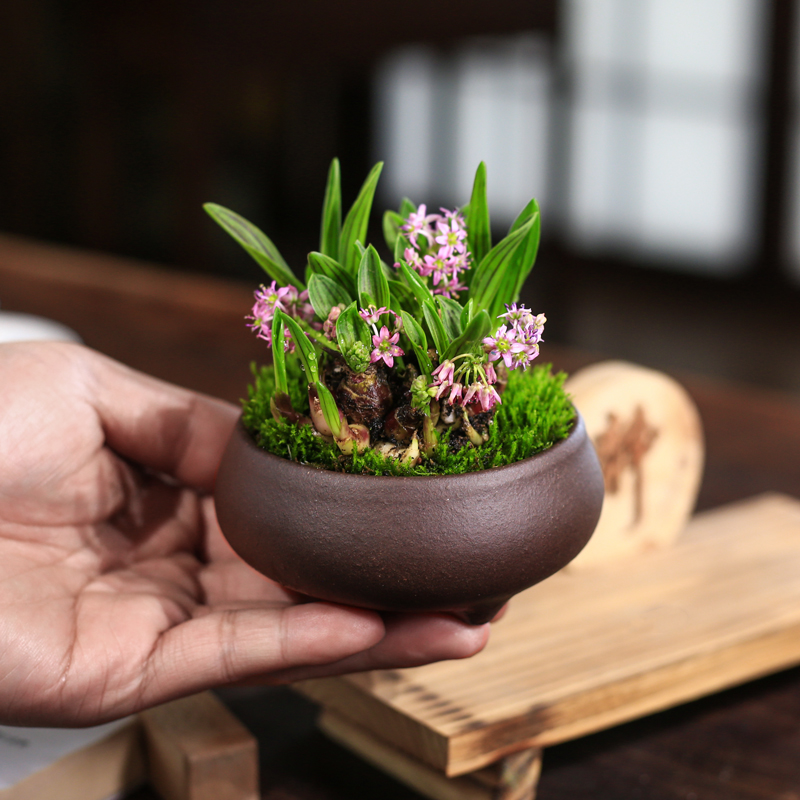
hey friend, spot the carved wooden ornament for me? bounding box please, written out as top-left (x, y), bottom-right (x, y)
top-left (564, 361), bottom-right (704, 569)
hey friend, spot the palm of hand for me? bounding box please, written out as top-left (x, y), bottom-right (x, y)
top-left (0, 343), bottom-right (488, 727)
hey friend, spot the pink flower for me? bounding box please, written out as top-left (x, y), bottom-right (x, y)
top-left (246, 281), bottom-right (313, 349)
top-left (432, 359), bottom-right (455, 385)
top-left (463, 382), bottom-right (481, 406)
top-left (434, 217), bottom-right (468, 253)
top-left (370, 326), bottom-right (404, 368)
top-left (482, 325), bottom-right (515, 368)
top-left (359, 305), bottom-right (389, 326)
top-left (402, 204), bottom-right (436, 248)
top-left (323, 304), bottom-right (344, 339)
top-left (477, 384), bottom-right (502, 411)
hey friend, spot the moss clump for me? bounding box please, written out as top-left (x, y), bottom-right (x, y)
top-left (241, 362), bottom-right (575, 476)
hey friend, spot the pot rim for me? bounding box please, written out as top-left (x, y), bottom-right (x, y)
top-left (231, 407), bottom-right (586, 485)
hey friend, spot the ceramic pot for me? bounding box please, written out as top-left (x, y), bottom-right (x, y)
top-left (214, 413), bottom-right (604, 624)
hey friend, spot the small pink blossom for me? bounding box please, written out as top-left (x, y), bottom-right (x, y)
top-left (434, 217), bottom-right (468, 253)
top-left (323, 304), bottom-right (344, 339)
top-left (402, 204), bottom-right (436, 248)
top-left (482, 325), bottom-right (515, 368)
top-left (463, 382), bottom-right (481, 406)
top-left (370, 326), bottom-right (404, 368)
top-left (359, 305), bottom-right (389, 326)
top-left (432, 359), bottom-right (455, 385)
top-left (246, 281), bottom-right (313, 349)
top-left (477, 383), bottom-right (502, 411)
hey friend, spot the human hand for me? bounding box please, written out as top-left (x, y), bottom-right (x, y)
top-left (0, 342), bottom-right (489, 727)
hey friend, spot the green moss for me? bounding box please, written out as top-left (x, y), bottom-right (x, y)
top-left (241, 363), bottom-right (575, 476)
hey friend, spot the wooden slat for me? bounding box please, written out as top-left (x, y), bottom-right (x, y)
top-left (140, 692), bottom-right (259, 800)
top-left (319, 711), bottom-right (541, 800)
top-left (298, 493), bottom-right (800, 776)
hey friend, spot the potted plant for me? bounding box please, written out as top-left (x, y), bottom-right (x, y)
top-left (210, 160), bottom-right (603, 624)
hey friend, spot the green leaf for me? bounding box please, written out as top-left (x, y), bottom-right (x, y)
top-left (383, 209), bottom-right (406, 252)
top-left (277, 311), bottom-right (319, 383)
top-left (443, 309), bottom-right (492, 361)
top-left (314, 380), bottom-right (342, 438)
top-left (460, 298), bottom-right (474, 329)
top-left (394, 232), bottom-right (410, 265)
top-left (387, 279), bottom-right (416, 310)
top-left (306, 251), bottom-right (356, 296)
top-left (398, 260), bottom-right (435, 307)
top-left (422, 300), bottom-right (450, 357)
top-left (401, 311), bottom-right (433, 379)
top-left (336, 302), bottom-right (372, 373)
top-left (307, 273), bottom-right (353, 320)
top-left (435, 296), bottom-right (463, 340)
top-left (271, 314), bottom-right (288, 395)
top-left (468, 217), bottom-right (533, 314)
top-left (466, 162), bottom-right (491, 268)
top-left (501, 199), bottom-right (542, 312)
top-left (339, 162), bottom-right (383, 274)
top-left (320, 158), bottom-right (342, 258)
top-left (399, 197), bottom-right (416, 218)
top-left (203, 203), bottom-right (303, 289)
top-left (357, 244), bottom-right (390, 310)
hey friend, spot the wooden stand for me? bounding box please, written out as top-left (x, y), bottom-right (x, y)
top-left (301, 493), bottom-right (800, 797)
top-left (1, 693), bottom-right (259, 800)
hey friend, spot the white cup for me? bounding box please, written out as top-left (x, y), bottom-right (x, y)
top-left (0, 310), bottom-right (81, 344)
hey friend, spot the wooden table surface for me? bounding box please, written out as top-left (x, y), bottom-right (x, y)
top-left (2, 233), bottom-right (800, 799)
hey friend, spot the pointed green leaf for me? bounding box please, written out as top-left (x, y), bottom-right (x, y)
top-left (422, 300), bottom-right (450, 357)
top-left (307, 273), bottom-right (353, 321)
top-left (468, 217), bottom-right (533, 314)
top-left (443, 309), bottom-right (492, 361)
top-left (401, 311), bottom-right (433, 379)
top-left (307, 251), bottom-right (356, 296)
top-left (271, 314), bottom-right (288, 395)
top-left (320, 158), bottom-right (342, 258)
top-left (489, 201), bottom-right (541, 319)
top-left (277, 310), bottom-right (319, 383)
top-left (387, 279), bottom-right (416, 309)
top-left (394, 232), bottom-right (410, 265)
top-left (508, 200), bottom-right (542, 299)
top-left (466, 162), bottom-right (491, 268)
top-left (436, 296), bottom-right (463, 340)
top-left (383, 209), bottom-right (406, 252)
top-left (357, 244), bottom-right (390, 310)
top-left (204, 203), bottom-right (303, 289)
top-left (314, 380), bottom-right (343, 438)
top-left (339, 162), bottom-right (383, 273)
top-left (399, 197), bottom-right (416, 218)
top-left (460, 298), bottom-right (474, 329)
top-left (398, 260), bottom-right (435, 307)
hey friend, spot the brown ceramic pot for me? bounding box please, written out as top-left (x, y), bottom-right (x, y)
top-left (214, 413), bottom-right (604, 624)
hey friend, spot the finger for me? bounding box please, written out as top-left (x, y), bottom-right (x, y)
top-left (198, 560), bottom-right (299, 606)
top-left (257, 613), bottom-right (491, 684)
top-left (137, 602), bottom-right (385, 708)
top-left (81, 345), bottom-right (238, 490)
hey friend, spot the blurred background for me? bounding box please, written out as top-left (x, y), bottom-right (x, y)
top-left (1, 0), bottom-right (799, 394)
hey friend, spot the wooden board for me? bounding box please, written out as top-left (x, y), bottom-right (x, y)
top-left (298, 493), bottom-right (800, 777)
top-left (319, 711), bottom-right (541, 800)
